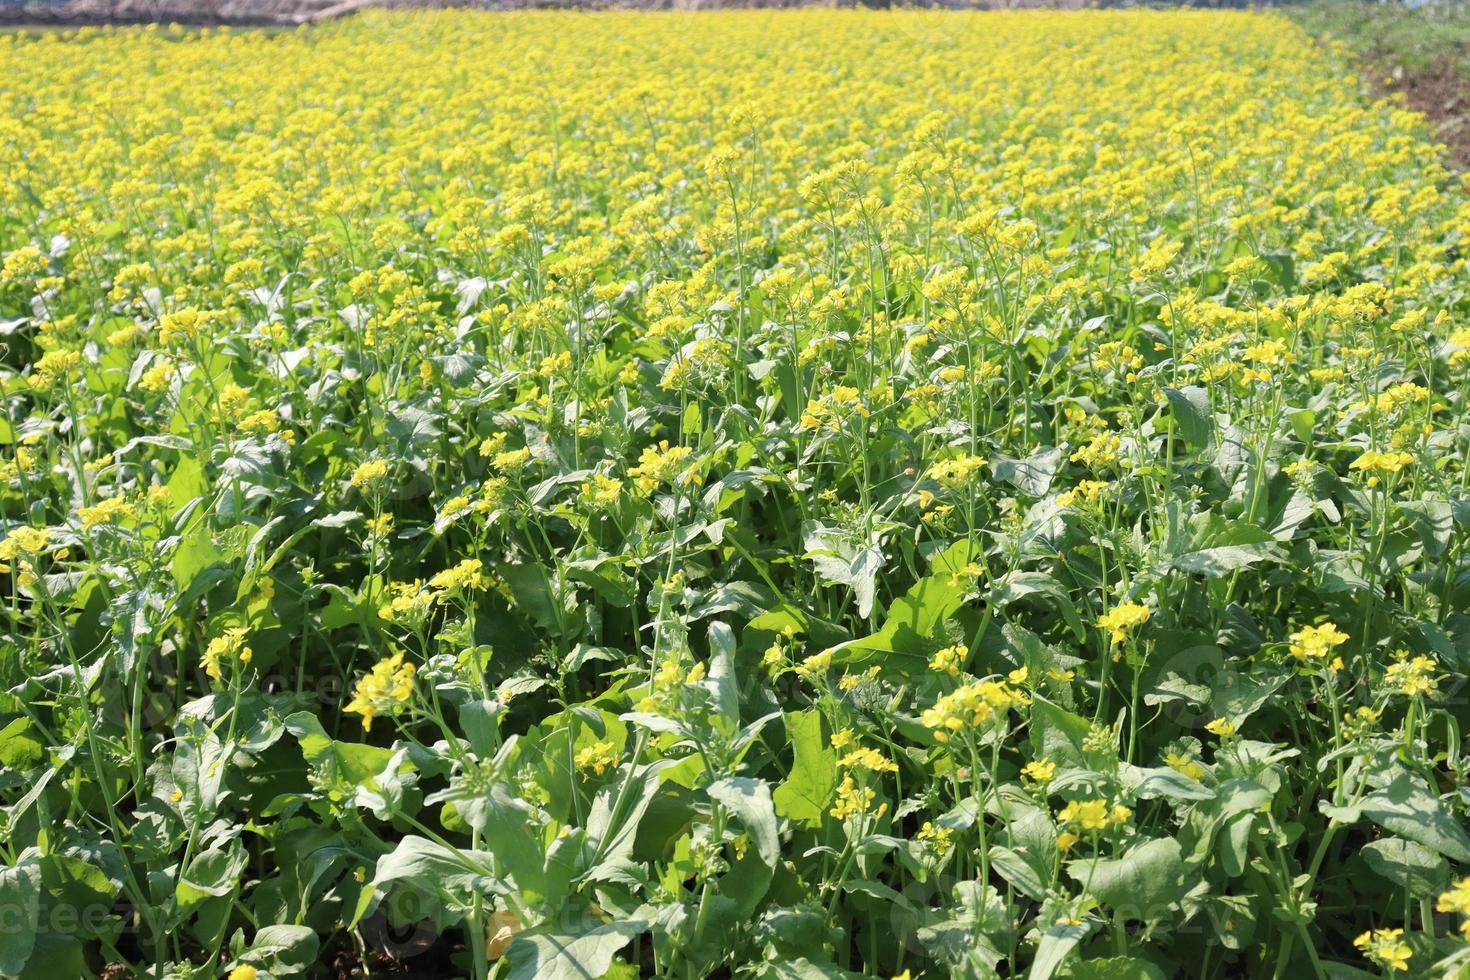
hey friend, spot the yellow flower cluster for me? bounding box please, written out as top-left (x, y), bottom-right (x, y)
top-left (928, 643), bottom-right (966, 676)
top-left (79, 495), bottom-right (138, 529)
top-left (628, 441), bottom-right (697, 493)
top-left (1097, 602), bottom-right (1150, 644)
top-left (1288, 623), bottom-right (1350, 661)
top-left (1021, 759), bottom-right (1056, 784)
top-left (1056, 480), bottom-right (1109, 509)
top-left (575, 740), bottom-right (619, 776)
top-left (1058, 798), bottom-right (1132, 831)
top-left (345, 652), bottom-right (416, 731)
top-left (0, 526), bottom-right (49, 562)
top-left (1350, 450), bottom-right (1414, 475)
top-left (1383, 653), bottom-right (1439, 697)
top-left (926, 454), bottom-right (988, 489)
top-left (202, 627), bottom-right (252, 682)
top-left (920, 679), bottom-right (1025, 742)
top-left (1437, 877), bottom-right (1470, 939)
top-left (1353, 928), bottom-right (1412, 973)
top-left (830, 775), bottom-right (877, 821)
top-left (349, 459), bottom-right (391, 490)
top-left (1056, 798), bottom-right (1132, 851)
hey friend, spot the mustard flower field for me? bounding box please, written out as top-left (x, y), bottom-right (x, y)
top-left (2, 9), bottom-right (1470, 978)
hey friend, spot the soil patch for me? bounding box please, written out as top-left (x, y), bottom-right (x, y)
top-left (1377, 55), bottom-right (1470, 171)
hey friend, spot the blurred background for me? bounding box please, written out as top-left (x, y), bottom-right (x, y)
top-left (0, 0), bottom-right (1334, 28)
top-left (3, 0), bottom-right (1465, 172)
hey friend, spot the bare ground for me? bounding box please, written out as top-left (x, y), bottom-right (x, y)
top-left (1377, 57), bottom-right (1470, 171)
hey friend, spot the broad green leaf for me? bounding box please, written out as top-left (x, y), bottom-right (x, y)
top-left (704, 621), bottom-right (741, 734)
top-left (284, 711), bottom-right (397, 802)
top-left (990, 571), bottom-right (1086, 641)
top-left (710, 776), bottom-right (779, 915)
top-left (709, 778), bottom-right (778, 868)
top-left (806, 545), bottom-right (883, 621)
top-left (453, 782), bottom-right (551, 903)
top-left (13, 933), bottom-right (86, 980)
top-left (1360, 838), bottom-right (1451, 899)
top-left (1362, 777), bottom-right (1470, 864)
top-left (236, 924), bottom-right (320, 976)
top-left (1119, 763), bottom-right (1215, 802)
top-left (0, 858), bottom-right (41, 976)
top-left (177, 843), bottom-right (248, 911)
top-left (172, 520), bottom-right (224, 591)
top-left (586, 762), bottom-right (669, 870)
top-left (825, 543), bottom-right (978, 671)
top-left (1169, 543), bottom-right (1279, 577)
top-left (989, 845), bottom-right (1046, 901)
top-left (1066, 955), bottom-right (1168, 980)
top-left (1163, 385), bottom-right (1213, 450)
top-left (1029, 698), bottom-right (1092, 768)
top-left (503, 919), bottom-right (646, 980)
top-left (0, 717), bottom-right (44, 770)
top-left (1399, 499), bottom-right (1453, 558)
top-left (1066, 837), bottom-right (1185, 919)
top-left (773, 711), bottom-right (838, 827)
top-left (1030, 921), bottom-right (1090, 980)
top-left (753, 957), bottom-right (866, 979)
top-left (350, 836), bottom-right (501, 930)
top-left (991, 445), bottom-right (1063, 497)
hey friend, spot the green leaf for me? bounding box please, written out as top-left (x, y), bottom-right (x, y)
top-left (710, 776), bottom-right (779, 915)
top-left (38, 851), bottom-right (119, 917)
top-left (503, 919), bottom-right (646, 980)
top-left (753, 957), bottom-right (866, 979)
top-left (825, 541), bottom-right (978, 672)
top-left (1066, 837), bottom-right (1185, 920)
top-left (284, 711), bottom-right (397, 802)
top-left (1399, 499), bottom-right (1453, 558)
top-left (13, 933), bottom-right (86, 980)
top-left (0, 717), bottom-right (44, 770)
top-left (1360, 838), bottom-right (1451, 899)
top-left (458, 699), bottom-right (501, 756)
top-left (455, 782), bottom-right (552, 904)
top-left (177, 843), bottom-right (248, 911)
top-left (773, 711), bottom-right (837, 827)
top-left (1119, 763), bottom-right (1215, 802)
top-left (350, 836), bottom-right (501, 930)
top-left (709, 778), bottom-right (778, 868)
top-left (236, 924), bottom-right (320, 976)
top-left (0, 858), bottom-right (41, 976)
top-left (1029, 698), bottom-right (1092, 768)
top-left (1065, 955), bottom-right (1168, 980)
top-left (1166, 511), bottom-right (1280, 578)
top-left (1030, 921), bottom-right (1090, 980)
top-left (1288, 407), bottom-right (1315, 446)
top-left (172, 520), bottom-right (224, 591)
top-left (1361, 777), bottom-right (1470, 864)
top-left (1169, 543), bottom-right (1279, 577)
top-left (1163, 385), bottom-right (1212, 450)
top-left (990, 810), bottom-right (1056, 902)
top-left (990, 571), bottom-right (1086, 641)
top-left (705, 621), bottom-right (741, 735)
top-left (989, 845), bottom-right (1047, 901)
top-left (498, 563), bottom-right (566, 630)
top-left (1217, 813), bottom-right (1253, 878)
top-left (586, 762), bottom-right (669, 871)
top-left (166, 452), bottom-right (210, 510)
top-left (991, 446), bottom-right (1063, 497)
top-left (805, 541), bottom-right (883, 621)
